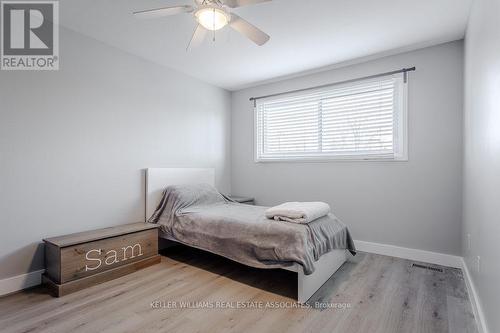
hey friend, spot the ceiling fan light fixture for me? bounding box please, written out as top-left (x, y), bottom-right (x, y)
top-left (195, 6), bottom-right (230, 31)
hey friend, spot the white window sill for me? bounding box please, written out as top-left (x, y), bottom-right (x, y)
top-left (255, 156), bottom-right (409, 163)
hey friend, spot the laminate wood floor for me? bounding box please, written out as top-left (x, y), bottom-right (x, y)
top-left (0, 246), bottom-right (478, 333)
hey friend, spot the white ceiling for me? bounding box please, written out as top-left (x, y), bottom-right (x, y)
top-left (60, 0), bottom-right (472, 90)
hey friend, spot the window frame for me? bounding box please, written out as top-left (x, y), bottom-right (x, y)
top-left (253, 74), bottom-right (409, 163)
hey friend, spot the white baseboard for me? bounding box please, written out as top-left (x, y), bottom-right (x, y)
top-left (461, 258), bottom-right (489, 333)
top-left (354, 240), bottom-right (462, 268)
top-left (0, 269), bottom-right (45, 297)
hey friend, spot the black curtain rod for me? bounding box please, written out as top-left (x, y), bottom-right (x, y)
top-left (249, 67), bottom-right (416, 103)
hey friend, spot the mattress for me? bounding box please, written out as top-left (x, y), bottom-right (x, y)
top-left (148, 184), bottom-right (355, 275)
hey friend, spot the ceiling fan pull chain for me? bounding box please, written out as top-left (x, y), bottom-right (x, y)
top-left (213, 8), bottom-right (216, 41)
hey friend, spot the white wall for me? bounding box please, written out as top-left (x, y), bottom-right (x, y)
top-left (0, 27), bottom-right (231, 280)
top-left (231, 41), bottom-right (463, 256)
top-left (463, 0), bottom-right (500, 331)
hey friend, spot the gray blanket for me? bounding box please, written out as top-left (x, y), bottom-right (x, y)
top-left (148, 184), bottom-right (356, 275)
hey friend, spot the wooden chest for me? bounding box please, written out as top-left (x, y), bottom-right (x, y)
top-left (43, 222), bottom-right (160, 297)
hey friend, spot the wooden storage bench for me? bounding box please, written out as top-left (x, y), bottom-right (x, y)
top-left (43, 222), bottom-right (160, 297)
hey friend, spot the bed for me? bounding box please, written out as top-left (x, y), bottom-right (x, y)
top-left (145, 168), bottom-right (355, 303)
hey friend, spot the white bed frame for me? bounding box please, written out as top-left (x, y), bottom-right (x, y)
top-left (145, 168), bottom-right (347, 303)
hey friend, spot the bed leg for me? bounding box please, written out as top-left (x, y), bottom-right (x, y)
top-left (297, 269), bottom-right (308, 304)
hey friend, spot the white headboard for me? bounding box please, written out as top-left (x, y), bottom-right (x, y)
top-left (145, 168), bottom-right (215, 221)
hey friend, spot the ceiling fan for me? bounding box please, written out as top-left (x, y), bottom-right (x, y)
top-left (133, 0), bottom-right (271, 50)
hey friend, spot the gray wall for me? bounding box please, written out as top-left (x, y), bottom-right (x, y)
top-left (231, 41), bottom-right (464, 255)
top-left (0, 28), bottom-right (231, 279)
top-left (463, 0), bottom-right (500, 331)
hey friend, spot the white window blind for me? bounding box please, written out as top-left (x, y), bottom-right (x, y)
top-left (255, 75), bottom-right (407, 161)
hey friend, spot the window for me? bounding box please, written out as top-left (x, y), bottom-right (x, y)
top-left (255, 75), bottom-right (408, 161)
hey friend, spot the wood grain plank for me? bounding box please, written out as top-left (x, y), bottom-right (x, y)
top-left (0, 247), bottom-right (478, 333)
top-left (44, 255), bottom-right (161, 297)
top-left (44, 222), bottom-right (158, 247)
top-left (60, 229), bottom-right (157, 283)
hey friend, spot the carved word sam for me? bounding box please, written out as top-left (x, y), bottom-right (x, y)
top-left (85, 243), bottom-right (143, 271)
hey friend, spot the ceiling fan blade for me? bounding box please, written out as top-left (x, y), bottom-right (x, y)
top-left (223, 0), bottom-right (271, 8)
top-left (133, 5), bottom-right (193, 19)
top-left (229, 14), bottom-right (270, 46)
top-left (186, 25), bottom-right (207, 51)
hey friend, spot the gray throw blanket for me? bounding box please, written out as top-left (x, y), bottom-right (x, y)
top-left (149, 184), bottom-right (356, 275)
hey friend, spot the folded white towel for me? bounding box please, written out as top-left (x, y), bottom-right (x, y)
top-left (265, 202), bottom-right (331, 224)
